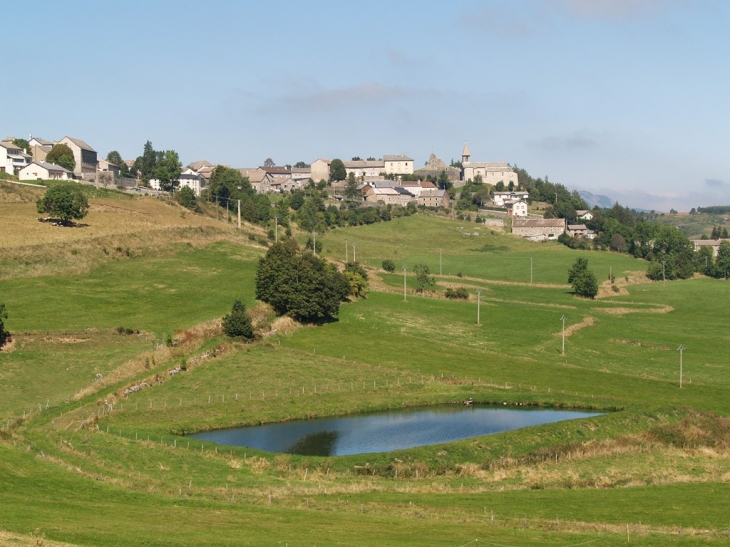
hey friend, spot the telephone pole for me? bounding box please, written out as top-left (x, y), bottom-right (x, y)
top-left (477, 288), bottom-right (482, 325)
top-left (677, 345), bottom-right (685, 388)
top-left (237, 200), bottom-right (241, 229)
top-left (560, 314), bottom-right (567, 356)
top-left (402, 265), bottom-right (408, 302)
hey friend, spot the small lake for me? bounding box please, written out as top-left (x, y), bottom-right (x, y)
top-left (190, 406), bottom-right (601, 456)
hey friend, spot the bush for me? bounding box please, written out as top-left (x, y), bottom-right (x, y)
top-left (0, 304), bottom-right (11, 349)
top-left (177, 186), bottom-right (199, 211)
top-left (222, 300), bottom-right (254, 339)
top-left (382, 259), bottom-right (395, 273)
top-left (568, 258), bottom-right (598, 299)
top-left (445, 287), bottom-right (469, 299)
top-left (36, 185), bottom-right (89, 224)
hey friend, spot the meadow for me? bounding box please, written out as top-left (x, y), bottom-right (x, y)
top-left (1, 185), bottom-right (730, 546)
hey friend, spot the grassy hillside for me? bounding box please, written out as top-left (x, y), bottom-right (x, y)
top-left (1, 201), bottom-right (729, 546)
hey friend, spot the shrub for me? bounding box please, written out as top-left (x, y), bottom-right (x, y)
top-left (382, 259), bottom-right (395, 273)
top-left (221, 300), bottom-right (254, 340)
top-left (0, 303), bottom-right (11, 349)
top-left (445, 287), bottom-right (469, 299)
top-left (36, 185), bottom-right (89, 224)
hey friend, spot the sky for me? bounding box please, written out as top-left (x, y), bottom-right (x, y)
top-left (5, 0), bottom-right (730, 211)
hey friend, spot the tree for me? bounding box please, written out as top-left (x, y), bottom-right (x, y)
top-left (382, 259), bottom-right (395, 272)
top-left (153, 150), bottom-right (182, 192)
top-left (716, 241), bottom-right (730, 279)
top-left (140, 140), bottom-right (157, 182)
top-left (46, 144), bottom-right (76, 172)
top-left (344, 262), bottom-right (369, 298)
top-left (495, 181), bottom-right (505, 192)
top-left (567, 257), bottom-right (589, 284)
top-left (0, 303), bottom-right (10, 349)
top-left (255, 241), bottom-right (350, 324)
top-left (13, 138), bottom-right (30, 154)
top-left (221, 300), bottom-right (254, 339)
top-left (294, 161), bottom-right (309, 168)
top-left (436, 170), bottom-right (452, 190)
top-left (609, 233), bottom-right (627, 253)
top-left (106, 150), bottom-right (130, 177)
top-left (36, 185), bottom-right (89, 224)
top-left (263, 158), bottom-right (275, 167)
top-left (344, 172), bottom-right (360, 201)
top-left (413, 263), bottom-right (435, 292)
top-left (177, 186), bottom-right (198, 211)
top-left (329, 159), bottom-right (346, 182)
top-left (568, 258), bottom-right (598, 298)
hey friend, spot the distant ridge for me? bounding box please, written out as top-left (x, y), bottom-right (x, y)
top-left (579, 190), bottom-right (614, 209)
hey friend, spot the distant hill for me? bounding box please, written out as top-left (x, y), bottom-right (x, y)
top-left (579, 190), bottom-right (614, 209)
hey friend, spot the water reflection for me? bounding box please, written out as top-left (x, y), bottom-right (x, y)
top-left (190, 406), bottom-right (601, 456)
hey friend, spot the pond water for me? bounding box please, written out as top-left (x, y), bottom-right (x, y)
top-left (190, 406), bottom-right (602, 456)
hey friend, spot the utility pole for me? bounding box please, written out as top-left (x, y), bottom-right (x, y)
top-left (440, 248), bottom-right (442, 276)
top-left (353, 243), bottom-right (356, 263)
top-left (402, 265), bottom-right (408, 302)
top-left (477, 288), bottom-right (482, 325)
top-left (662, 260), bottom-right (666, 285)
top-left (312, 231), bottom-right (317, 256)
top-left (530, 257), bottom-right (533, 284)
top-left (677, 345), bottom-right (685, 389)
top-left (274, 215), bottom-right (278, 242)
top-left (237, 200), bottom-right (241, 229)
top-left (560, 314), bottom-right (567, 356)
top-left (215, 195), bottom-right (219, 221)
top-left (345, 239), bottom-right (348, 263)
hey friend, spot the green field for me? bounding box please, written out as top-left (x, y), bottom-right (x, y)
top-left (2, 205), bottom-right (730, 546)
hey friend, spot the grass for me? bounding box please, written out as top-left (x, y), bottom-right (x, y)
top-left (2, 210), bottom-right (730, 546)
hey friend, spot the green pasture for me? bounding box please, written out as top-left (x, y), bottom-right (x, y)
top-left (316, 214), bottom-right (645, 284)
top-left (2, 213), bottom-right (730, 546)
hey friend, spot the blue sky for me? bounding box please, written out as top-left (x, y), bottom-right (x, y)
top-left (5, 0), bottom-right (729, 210)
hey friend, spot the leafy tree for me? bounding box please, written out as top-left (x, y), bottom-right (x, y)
top-left (177, 186), bottom-right (198, 211)
top-left (344, 172), bottom-right (360, 201)
top-left (445, 287), bottom-right (469, 299)
top-left (567, 257), bottom-right (589, 284)
top-left (329, 158), bottom-right (346, 182)
top-left (140, 140), bottom-right (157, 182)
top-left (263, 158), bottom-right (275, 167)
top-left (294, 161), bottom-right (309, 168)
top-left (255, 241), bottom-right (350, 323)
top-left (572, 270), bottom-right (598, 299)
top-left (0, 303), bottom-right (10, 349)
top-left (221, 300), bottom-right (254, 339)
top-left (36, 185), bottom-right (89, 224)
top-left (436, 170), bottom-right (451, 190)
top-left (46, 144), bottom-right (76, 172)
top-left (413, 263), bottom-right (435, 292)
top-left (344, 262), bottom-right (369, 298)
top-left (716, 241), bottom-right (730, 279)
top-left (495, 181), bottom-right (505, 192)
top-left (106, 150), bottom-right (130, 177)
top-left (13, 138), bottom-right (30, 154)
top-left (153, 150), bottom-right (182, 192)
top-left (610, 233), bottom-right (627, 253)
top-left (382, 259), bottom-right (395, 272)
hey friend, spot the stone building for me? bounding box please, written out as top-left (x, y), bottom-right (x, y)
top-left (512, 218), bottom-right (566, 241)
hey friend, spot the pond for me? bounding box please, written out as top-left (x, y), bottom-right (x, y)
top-left (189, 405), bottom-right (602, 456)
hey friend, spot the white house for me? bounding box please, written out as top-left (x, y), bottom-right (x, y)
top-left (178, 168), bottom-right (206, 196)
top-left (0, 141), bottom-right (31, 174)
top-left (19, 161), bottom-right (72, 181)
top-left (383, 154), bottom-right (414, 175)
top-left (507, 200), bottom-right (528, 217)
top-left (576, 210), bottom-right (594, 221)
top-left (493, 190), bottom-right (530, 207)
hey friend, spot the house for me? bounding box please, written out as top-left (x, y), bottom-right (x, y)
top-left (29, 136), bottom-right (53, 162)
top-left (310, 158), bottom-right (330, 183)
top-left (363, 186), bottom-right (401, 205)
top-left (57, 136), bottom-right (98, 179)
top-left (239, 168), bottom-right (273, 194)
top-left (178, 168), bottom-right (206, 196)
top-left (344, 160), bottom-right (384, 179)
top-left (97, 158), bottom-right (120, 176)
top-left (461, 142), bottom-right (519, 186)
top-left (393, 187), bottom-right (417, 206)
top-left (280, 177), bottom-right (304, 193)
top-left (363, 179), bottom-right (397, 189)
top-left (507, 200), bottom-right (528, 217)
top-left (291, 167), bottom-right (312, 182)
top-left (383, 154), bottom-right (414, 176)
top-left (576, 209), bottom-right (593, 221)
top-left (692, 239), bottom-right (729, 257)
top-left (19, 161), bottom-right (72, 181)
top-left (566, 224), bottom-right (588, 237)
top-left (0, 141), bottom-right (31, 174)
top-left (512, 218), bottom-right (566, 241)
top-left (400, 180), bottom-right (425, 197)
top-left (493, 190), bottom-right (530, 207)
top-left (260, 166), bottom-right (291, 182)
top-left (418, 188), bottom-right (450, 208)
